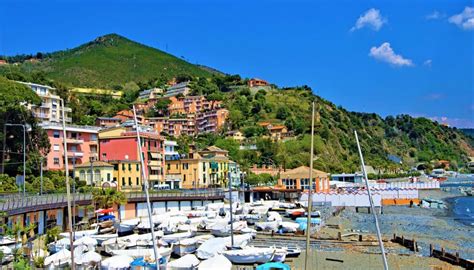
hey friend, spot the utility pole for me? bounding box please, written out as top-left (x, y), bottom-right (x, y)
top-left (61, 99), bottom-right (75, 269)
top-left (89, 158), bottom-right (94, 186)
top-left (228, 170), bottom-right (234, 248)
top-left (304, 102), bottom-right (315, 270)
top-left (355, 131), bottom-right (389, 270)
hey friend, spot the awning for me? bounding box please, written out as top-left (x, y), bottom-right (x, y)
top-left (150, 152), bottom-right (162, 159)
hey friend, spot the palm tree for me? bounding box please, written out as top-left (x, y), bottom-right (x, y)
top-left (92, 188), bottom-right (127, 221)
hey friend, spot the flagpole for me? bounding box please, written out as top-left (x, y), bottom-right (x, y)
top-left (304, 101), bottom-right (315, 270)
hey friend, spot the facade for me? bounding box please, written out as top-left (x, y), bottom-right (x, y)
top-left (73, 161), bottom-right (113, 186)
top-left (40, 122), bottom-right (101, 171)
top-left (196, 108), bottom-right (229, 134)
top-left (109, 160), bottom-right (142, 192)
top-left (19, 82), bottom-right (72, 123)
top-left (278, 166), bottom-right (330, 193)
top-left (330, 173), bottom-right (364, 183)
top-left (166, 146), bottom-right (230, 189)
top-left (95, 117), bottom-right (121, 128)
top-left (226, 130), bottom-right (245, 141)
top-left (164, 81), bottom-right (191, 97)
top-left (139, 88), bottom-right (163, 100)
top-left (99, 127), bottom-right (165, 188)
top-left (164, 140), bottom-right (180, 161)
top-left (248, 78), bottom-right (269, 88)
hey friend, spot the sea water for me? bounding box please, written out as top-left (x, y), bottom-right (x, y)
top-left (453, 196), bottom-right (474, 227)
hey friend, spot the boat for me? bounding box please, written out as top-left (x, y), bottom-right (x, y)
top-left (286, 246), bottom-right (302, 257)
top-left (47, 238), bottom-right (71, 253)
top-left (210, 221), bottom-right (248, 237)
top-left (256, 262), bottom-right (291, 270)
top-left (267, 211), bottom-right (282, 222)
top-left (279, 221), bottom-right (300, 233)
top-left (255, 221), bottom-right (279, 231)
top-left (197, 254), bottom-right (231, 270)
top-left (196, 234), bottom-right (253, 259)
top-left (0, 246), bottom-right (14, 264)
top-left (60, 229), bottom-right (97, 240)
top-left (90, 233), bottom-right (118, 245)
top-left (110, 247), bottom-right (172, 260)
top-left (161, 230), bottom-right (196, 244)
top-left (172, 238), bottom-right (198, 256)
top-left (221, 246), bottom-right (275, 264)
top-left (102, 231), bottom-right (164, 254)
top-left (272, 247), bottom-right (288, 262)
top-left (75, 250), bottom-right (102, 266)
top-left (44, 248), bottom-right (71, 268)
top-left (99, 219), bottom-right (114, 228)
top-left (98, 214), bottom-right (115, 222)
top-left (0, 236), bottom-right (16, 246)
top-left (285, 208), bottom-right (305, 219)
top-left (117, 218), bottom-right (140, 236)
top-left (73, 236), bottom-right (98, 247)
top-left (101, 255), bottom-right (134, 270)
top-left (167, 254), bottom-right (200, 270)
top-left (295, 217), bottom-right (321, 231)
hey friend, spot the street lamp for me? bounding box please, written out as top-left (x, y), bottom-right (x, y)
top-left (5, 123), bottom-right (30, 196)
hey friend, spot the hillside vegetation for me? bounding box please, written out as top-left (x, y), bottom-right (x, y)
top-left (1, 34), bottom-right (213, 88)
top-left (1, 34), bottom-right (472, 174)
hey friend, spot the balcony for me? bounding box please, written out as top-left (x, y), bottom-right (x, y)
top-left (148, 160), bottom-right (161, 166)
top-left (63, 107), bottom-right (72, 112)
top-left (67, 151), bottom-right (83, 158)
top-left (149, 174), bottom-right (162, 181)
top-left (66, 138), bottom-right (84, 144)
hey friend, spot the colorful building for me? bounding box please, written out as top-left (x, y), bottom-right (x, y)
top-left (196, 108), bottom-right (229, 134)
top-left (73, 161), bottom-right (114, 186)
top-left (95, 117), bottom-right (121, 128)
top-left (19, 81), bottom-right (72, 124)
top-left (109, 160), bottom-right (142, 192)
top-left (40, 122), bottom-right (101, 171)
top-left (164, 81), bottom-right (191, 97)
top-left (278, 166), bottom-right (330, 193)
top-left (165, 146), bottom-right (230, 189)
top-left (99, 126), bottom-right (165, 188)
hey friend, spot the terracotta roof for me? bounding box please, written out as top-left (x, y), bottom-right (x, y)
top-left (269, 125), bottom-right (286, 130)
top-left (280, 166), bottom-right (328, 179)
top-left (258, 122), bottom-right (271, 127)
top-left (75, 161), bottom-right (113, 168)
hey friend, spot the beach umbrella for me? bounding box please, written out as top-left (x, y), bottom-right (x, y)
top-left (76, 250), bottom-right (102, 265)
top-left (198, 255), bottom-right (231, 270)
top-left (101, 255), bottom-right (134, 270)
top-left (74, 236), bottom-right (98, 247)
top-left (44, 248), bottom-right (71, 267)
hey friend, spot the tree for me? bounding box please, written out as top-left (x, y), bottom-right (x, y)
top-left (149, 98), bottom-right (171, 117)
top-left (276, 107), bottom-right (290, 120)
top-left (92, 188), bottom-right (127, 221)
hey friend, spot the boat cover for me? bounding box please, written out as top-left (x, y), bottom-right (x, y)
top-left (198, 254), bottom-right (232, 270)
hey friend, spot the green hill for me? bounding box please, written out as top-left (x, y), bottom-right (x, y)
top-left (1, 34), bottom-right (214, 88)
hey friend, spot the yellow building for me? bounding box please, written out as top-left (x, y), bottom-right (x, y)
top-left (165, 146), bottom-right (230, 189)
top-left (109, 160), bottom-right (143, 192)
top-left (74, 161), bottom-right (114, 187)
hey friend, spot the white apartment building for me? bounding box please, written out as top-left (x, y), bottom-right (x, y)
top-left (18, 82), bottom-right (72, 123)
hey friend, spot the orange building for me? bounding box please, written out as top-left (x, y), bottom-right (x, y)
top-left (248, 78), bottom-right (268, 87)
top-left (196, 108), bottom-right (229, 134)
top-left (278, 166), bottom-right (330, 193)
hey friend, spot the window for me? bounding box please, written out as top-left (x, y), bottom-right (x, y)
top-left (107, 173), bottom-right (111, 182)
top-left (53, 144), bottom-right (60, 152)
top-left (90, 134), bottom-right (97, 141)
top-left (183, 174), bottom-right (186, 182)
top-left (54, 158), bottom-right (60, 165)
top-left (136, 164), bottom-right (139, 171)
top-left (167, 163), bottom-right (170, 170)
top-left (102, 153), bottom-right (107, 159)
top-left (128, 177), bottom-right (132, 186)
top-left (80, 170), bottom-right (85, 181)
top-left (175, 164), bottom-right (178, 169)
top-left (128, 164), bottom-right (132, 171)
top-left (122, 164), bottom-right (125, 171)
top-left (53, 131), bottom-right (60, 138)
top-left (136, 177), bottom-right (139, 186)
top-left (113, 164), bottom-right (118, 171)
top-left (122, 177), bottom-right (125, 186)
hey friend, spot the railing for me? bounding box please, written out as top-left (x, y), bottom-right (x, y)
top-left (0, 190), bottom-right (225, 214)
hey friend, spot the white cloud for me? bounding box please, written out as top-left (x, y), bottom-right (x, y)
top-left (425, 11), bottom-right (445, 20)
top-left (369, 42), bottom-right (414, 67)
top-left (449, 6), bottom-right (474, 30)
top-left (423, 59), bottom-right (432, 67)
top-left (428, 116), bottom-right (474, 128)
top-left (351, 8), bottom-right (387, 31)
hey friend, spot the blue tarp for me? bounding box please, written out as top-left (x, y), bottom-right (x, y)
top-left (98, 214), bottom-right (115, 221)
top-left (295, 217), bottom-right (321, 231)
top-left (256, 262), bottom-right (291, 270)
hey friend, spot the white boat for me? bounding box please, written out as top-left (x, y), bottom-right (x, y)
top-left (255, 221), bottom-right (279, 231)
top-left (280, 221), bottom-right (300, 233)
top-left (101, 255), bottom-right (133, 270)
top-left (0, 246), bottom-right (14, 264)
top-left (211, 221), bottom-right (248, 237)
top-left (117, 218), bottom-right (140, 236)
top-left (75, 250), bottom-right (102, 266)
top-left (73, 236), bottom-right (98, 247)
top-left (196, 234), bottom-right (253, 259)
top-left (221, 247), bottom-right (275, 264)
top-left (285, 208), bottom-right (305, 217)
top-left (267, 211), bottom-right (282, 222)
top-left (60, 229), bottom-right (97, 240)
top-left (161, 231), bottom-right (196, 244)
top-left (0, 236), bottom-right (15, 246)
top-left (90, 233), bottom-right (117, 245)
top-left (172, 238), bottom-right (198, 256)
top-left (167, 254), bottom-right (200, 270)
top-left (47, 238), bottom-right (71, 253)
top-left (272, 247), bottom-right (288, 262)
top-left (197, 254), bottom-right (231, 270)
top-left (102, 231), bottom-right (164, 254)
top-left (44, 248), bottom-right (71, 268)
top-left (110, 247), bottom-right (172, 260)
top-left (193, 234), bottom-right (214, 245)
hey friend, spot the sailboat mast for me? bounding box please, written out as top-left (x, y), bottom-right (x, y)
top-left (304, 101), bottom-right (315, 270)
top-left (355, 130), bottom-right (389, 270)
top-left (133, 105), bottom-right (160, 266)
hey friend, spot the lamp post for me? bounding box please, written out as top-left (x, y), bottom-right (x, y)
top-left (5, 123), bottom-right (27, 196)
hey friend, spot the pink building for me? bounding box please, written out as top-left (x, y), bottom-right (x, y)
top-left (99, 127), bottom-right (165, 187)
top-left (40, 122), bottom-right (101, 171)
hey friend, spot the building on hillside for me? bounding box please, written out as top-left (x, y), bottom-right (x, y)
top-left (165, 146), bottom-right (230, 189)
top-left (109, 160), bottom-right (142, 192)
top-left (146, 117), bottom-right (167, 134)
top-left (40, 122), bottom-right (101, 171)
top-left (248, 78), bottom-right (268, 88)
top-left (168, 96), bottom-right (186, 115)
top-left (139, 88), bottom-right (163, 100)
top-left (226, 130), bottom-right (245, 142)
top-left (73, 161), bottom-right (113, 186)
top-left (167, 117), bottom-right (196, 136)
top-left (114, 110), bottom-right (144, 124)
top-left (18, 82), bottom-right (72, 123)
top-left (99, 126), bottom-right (165, 188)
top-left (278, 166), bottom-right (330, 193)
top-left (95, 117), bottom-right (121, 128)
top-left (258, 122), bottom-right (289, 141)
top-left (164, 140), bottom-right (180, 161)
top-left (164, 81), bottom-right (191, 97)
top-left (196, 108), bottom-right (229, 134)
top-left (0, 60), bottom-right (7, 65)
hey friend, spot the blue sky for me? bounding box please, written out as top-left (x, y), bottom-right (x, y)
top-left (1, 0), bottom-right (473, 127)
